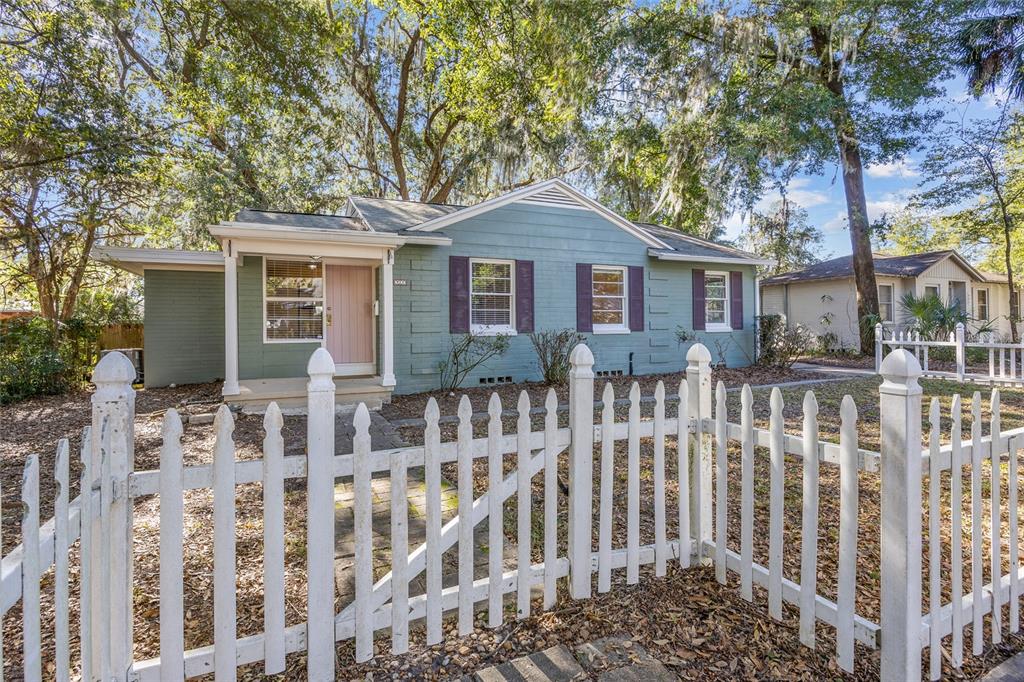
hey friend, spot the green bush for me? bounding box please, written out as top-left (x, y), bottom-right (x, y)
top-left (756, 314), bottom-right (814, 368)
top-left (0, 316), bottom-right (100, 404)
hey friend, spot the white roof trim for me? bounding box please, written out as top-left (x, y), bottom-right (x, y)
top-left (405, 178), bottom-right (671, 249)
top-left (648, 248), bottom-right (773, 267)
top-left (209, 222), bottom-right (451, 246)
top-left (91, 246), bottom-right (224, 275)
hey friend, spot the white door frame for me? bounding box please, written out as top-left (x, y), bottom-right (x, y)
top-left (325, 262), bottom-right (376, 377)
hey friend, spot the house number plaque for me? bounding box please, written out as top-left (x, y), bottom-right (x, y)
top-left (393, 278), bottom-right (409, 286)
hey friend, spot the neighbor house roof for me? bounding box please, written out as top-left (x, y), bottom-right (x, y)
top-left (761, 250), bottom-right (986, 285)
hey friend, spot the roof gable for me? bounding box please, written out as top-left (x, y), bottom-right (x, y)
top-left (762, 250), bottom-right (988, 285)
top-left (404, 179), bottom-right (670, 249)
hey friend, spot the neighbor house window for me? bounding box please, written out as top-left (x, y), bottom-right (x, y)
top-left (264, 259), bottom-right (324, 342)
top-left (924, 285), bottom-right (940, 300)
top-left (470, 259), bottom-right (515, 334)
top-left (1013, 290), bottom-right (1020, 319)
top-left (705, 272), bottom-right (730, 330)
top-left (977, 288), bottom-right (990, 320)
top-left (592, 266), bottom-right (629, 333)
top-left (878, 284), bottom-right (894, 323)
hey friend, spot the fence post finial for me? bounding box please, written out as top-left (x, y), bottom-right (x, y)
top-left (878, 348), bottom-right (923, 682)
top-left (305, 347), bottom-right (336, 676)
top-left (686, 343), bottom-right (713, 561)
top-left (955, 322), bottom-right (966, 382)
top-left (567, 343), bottom-right (594, 600)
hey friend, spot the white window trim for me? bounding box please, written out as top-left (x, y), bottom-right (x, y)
top-left (878, 283), bottom-right (895, 323)
top-left (924, 285), bottom-right (940, 299)
top-left (977, 287), bottom-right (990, 321)
top-left (469, 257), bottom-right (517, 336)
top-left (263, 257), bottom-right (326, 345)
top-left (704, 270), bottom-right (732, 332)
top-left (592, 265), bottom-right (630, 334)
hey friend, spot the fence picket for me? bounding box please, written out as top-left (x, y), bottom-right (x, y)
top-left (353, 404), bottom-right (373, 662)
top-left (950, 395), bottom-right (964, 668)
top-left (971, 392), bottom-right (984, 656)
top-left (627, 382), bottom-right (641, 585)
top-left (715, 381), bottom-right (727, 585)
top-left (457, 396), bottom-right (474, 634)
top-left (836, 396), bottom-right (858, 673)
top-left (425, 397), bottom-right (443, 644)
top-left (768, 388), bottom-right (785, 621)
top-left (390, 445), bottom-right (409, 654)
top-left (599, 383), bottom-right (614, 592)
top-left (159, 410), bottom-right (185, 682)
top-left (928, 398), bottom-right (942, 681)
top-left (799, 391), bottom-right (820, 649)
top-left (740, 385), bottom-right (754, 601)
top-left (54, 439), bottom-right (70, 682)
top-left (677, 380), bottom-right (690, 569)
top-left (488, 393), bottom-right (504, 628)
top-left (516, 391), bottom-right (532, 619)
top-left (1009, 435), bottom-right (1020, 634)
top-left (212, 405), bottom-right (237, 681)
top-left (262, 404), bottom-right (285, 675)
top-left (991, 389), bottom-right (1003, 643)
top-left (22, 454), bottom-right (41, 682)
top-left (654, 381), bottom-right (667, 577)
top-left (78, 428), bottom-right (92, 682)
top-left (99, 420), bottom-right (112, 680)
top-left (543, 388), bottom-right (559, 610)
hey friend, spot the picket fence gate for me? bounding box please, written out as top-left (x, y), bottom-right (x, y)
top-left (3, 343), bottom-right (1024, 680)
top-left (876, 321), bottom-right (1024, 385)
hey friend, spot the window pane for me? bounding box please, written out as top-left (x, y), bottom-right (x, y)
top-left (878, 286), bottom-right (892, 305)
top-left (593, 280), bottom-right (624, 296)
top-left (471, 293), bottom-right (511, 326)
top-left (593, 310), bottom-right (623, 325)
top-left (706, 298), bottom-right (726, 324)
top-left (266, 260), bottom-right (322, 298)
top-left (266, 301), bottom-right (323, 340)
top-left (593, 297), bottom-right (623, 312)
top-left (705, 275), bottom-right (726, 299)
top-left (471, 262), bottom-right (511, 294)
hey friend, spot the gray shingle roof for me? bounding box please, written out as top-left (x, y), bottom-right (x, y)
top-left (762, 250), bottom-right (965, 285)
top-left (235, 208), bottom-right (367, 231)
top-left (636, 222), bottom-right (762, 261)
top-left (348, 197), bottom-right (463, 233)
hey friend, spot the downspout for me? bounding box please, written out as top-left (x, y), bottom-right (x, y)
top-left (754, 274), bottom-right (761, 363)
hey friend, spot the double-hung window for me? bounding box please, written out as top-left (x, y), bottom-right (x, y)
top-left (878, 284), bottom-right (894, 323)
top-left (924, 285), bottom-right (940, 300)
top-left (977, 288), bottom-right (990, 320)
top-left (264, 259), bottom-right (324, 342)
top-left (470, 259), bottom-right (515, 334)
top-left (704, 272), bottom-right (731, 331)
top-left (592, 266), bottom-right (628, 333)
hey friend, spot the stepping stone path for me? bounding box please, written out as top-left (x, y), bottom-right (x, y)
top-left (470, 635), bottom-right (673, 681)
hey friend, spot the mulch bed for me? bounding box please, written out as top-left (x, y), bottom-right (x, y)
top-left (382, 365), bottom-right (824, 422)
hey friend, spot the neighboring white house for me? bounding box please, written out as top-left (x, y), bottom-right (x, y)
top-left (760, 250), bottom-right (1022, 350)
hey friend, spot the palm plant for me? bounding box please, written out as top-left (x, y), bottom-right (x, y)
top-left (954, 2), bottom-right (1024, 100)
top-left (899, 292), bottom-right (970, 339)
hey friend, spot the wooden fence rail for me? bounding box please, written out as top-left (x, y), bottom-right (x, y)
top-left (1, 344), bottom-right (1018, 681)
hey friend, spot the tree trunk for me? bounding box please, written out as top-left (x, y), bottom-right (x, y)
top-left (998, 196), bottom-right (1019, 342)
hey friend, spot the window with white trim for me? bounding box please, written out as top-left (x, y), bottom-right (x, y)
top-left (977, 288), bottom-right (990, 320)
top-left (704, 272), bottom-right (730, 330)
top-left (470, 259), bottom-right (515, 334)
top-left (264, 259), bottom-right (324, 342)
top-left (924, 285), bottom-right (940, 300)
top-left (878, 284), bottom-right (894, 322)
top-left (592, 266), bottom-right (628, 333)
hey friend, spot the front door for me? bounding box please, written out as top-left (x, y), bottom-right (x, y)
top-left (325, 264), bottom-right (375, 376)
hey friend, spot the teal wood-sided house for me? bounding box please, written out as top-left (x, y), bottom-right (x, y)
top-left (92, 180), bottom-right (770, 408)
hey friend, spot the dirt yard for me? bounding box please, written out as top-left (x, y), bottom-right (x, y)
top-left (3, 373), bottom-right (1024, 679)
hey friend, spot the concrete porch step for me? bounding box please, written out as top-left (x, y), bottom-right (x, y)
top-left (227, 376), bottom-right (392, 413)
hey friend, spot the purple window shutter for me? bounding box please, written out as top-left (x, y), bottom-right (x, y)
top-left (730, 271), bottom-right (743, 330)
top-left (628, 266), bottom-right (644, 332)
top-left (449, 256), bottom-right (470, 333)
top-left (576, 263), bottom-right (593, 332)
top-left (515, 260), bottom-right (534, 332)
top-left (692, 269), bottom-right (706, 330)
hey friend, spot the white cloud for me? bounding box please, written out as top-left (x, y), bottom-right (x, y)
top-left (822, 210), bottom-right (848, 234)
top-left (866, 158), bottom-right (920, 178)
top-left (779, 177), bottom-right (831, 208)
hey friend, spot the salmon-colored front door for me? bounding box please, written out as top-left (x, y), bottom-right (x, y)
top-left (325, 264), bottom-right (375, 375)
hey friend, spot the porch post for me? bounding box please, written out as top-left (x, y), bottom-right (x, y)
top-left (223, 248), bottom-right (240, 396)
top-left (381, 248), bottom-right (396, 387)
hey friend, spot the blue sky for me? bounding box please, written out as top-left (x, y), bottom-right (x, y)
top-left (723, 75), bottom-right (1008, 259)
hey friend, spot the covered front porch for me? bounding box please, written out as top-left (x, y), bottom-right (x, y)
top-left (208, 212), bottom-right (447, 409)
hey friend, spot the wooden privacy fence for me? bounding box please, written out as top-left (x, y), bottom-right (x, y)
top-left (876, 321), bottom-right (1024, 385)
top-left (2, 343), bottom-right (1021, 680)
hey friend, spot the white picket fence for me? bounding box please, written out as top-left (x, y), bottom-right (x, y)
top-left (876, 322), bottom-right (1024, 385)
top-left (3, 342), bottom-right (1024, 680)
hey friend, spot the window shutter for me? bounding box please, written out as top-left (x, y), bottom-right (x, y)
top-left (515, 260), bottom-right (534, 332)
top-left (628, 266), bottom-right (644, 332)
top-left (730, 271), bottom-right (743, 330)
top-left (449, 256), bottom-right (469, 333)
top-left (576, 263), bottom-right (593, 332)
top-left (692, 269), bottom-right (705, 330)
